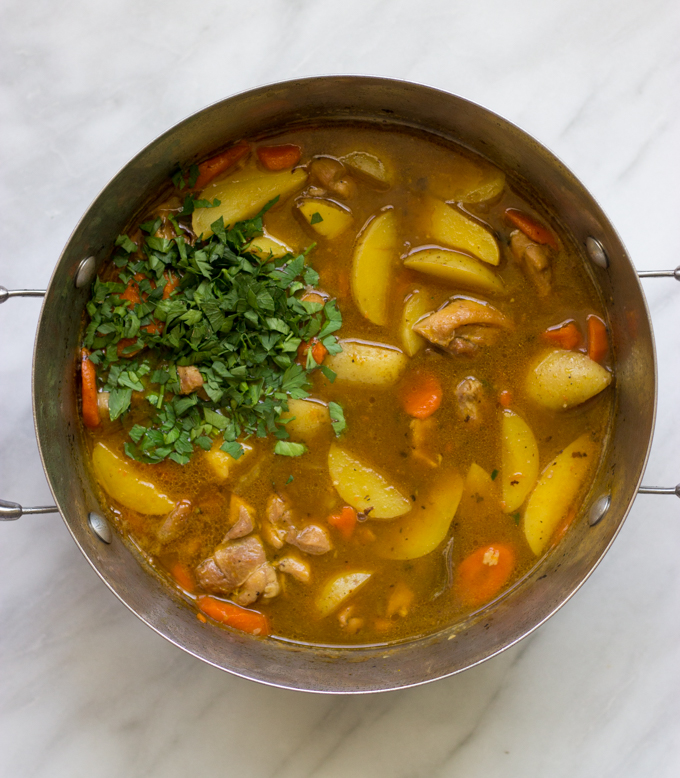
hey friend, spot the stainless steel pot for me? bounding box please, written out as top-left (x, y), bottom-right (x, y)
top-left (2, 76), bottom-right (678, 693)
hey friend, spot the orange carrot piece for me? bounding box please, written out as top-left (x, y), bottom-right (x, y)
top-left (400, 371), bottom-right (443, 419)
top-left (455, 543), bottom-right (516, 608)
top-left (505, 208), bottom-right (558, 251)
top-left (541, 321), bottom-right (582, 350)
top-left (193, 142), bottom-right (250, 190)
top-left (256, 144), bottom-right (302, 171)
top-left (327, 506), bottom-right (357, 540)
top-left (498, 389), bottom-right (513, 407)
top-left (197, 596), bottom-right (270, 636)
top-left (587, 315), bottom-right (608, 363)
top-left (81, 348), bottom-right (100, 428)
top-left (169, 562), bottom-right (195, 593)
top-left (297, 337), bottom-right (328, 367)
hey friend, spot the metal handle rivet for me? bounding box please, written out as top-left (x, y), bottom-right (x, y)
top-left (586, 237), bottom-right (609, 269)
top-left (589, 494), bottom-right (611, 526)
top-left (88, 512), bottom-right (112, 544)
top-left (75, 256), bottom-right (97, 289)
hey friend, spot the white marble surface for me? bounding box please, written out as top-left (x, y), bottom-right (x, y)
top-left (1, 0), bottom-right (679, 775)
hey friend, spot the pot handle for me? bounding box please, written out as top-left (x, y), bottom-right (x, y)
top-left (0, 286), bottom-right (60, 520)
top-left (636, 269), bottom-right (680, 497)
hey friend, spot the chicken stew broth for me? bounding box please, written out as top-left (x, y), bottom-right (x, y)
top-left (81, 124), bottom-right (613, 645)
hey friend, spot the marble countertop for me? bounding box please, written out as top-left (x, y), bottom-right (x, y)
top-left (1, 1), bottom-right (679, 775)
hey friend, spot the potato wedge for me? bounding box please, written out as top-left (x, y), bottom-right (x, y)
top-left (245, 233), bottom-right (292, 261)
top-left (204, 440), bottom-right (255, 481)
top-left (324, 340), bottom-right (408, 386)
top-left (328, 444), bottom-right (411, 519)
top-left (526, 349), bottom-right (612, 410)
top-left (280, 399), bottom-right (331, 442)
top-left (425, 197), bottom-right (500, 266)
top-left (428, 158), bottom-right (506, 204)
top-left (92, 442), bottom-right (174, 514)
top-left (404, 248), bottom-right (505, 295)
top-left (399, 289), bottom-right (433, 357)
top-left (316, 571), bottom-right (372, 617)
top-left (378, 470), bottom-right (464, 559)
top-left (501, 409), bottom-right (539, 513)
top-left (297, 199), bottom-right (353, 239)
top-left (193, 164), bottom-right (307, 238)
top-left (340, 151), bottom-right (393, 186)
top-left (351, 209), bottom-right (399, 326)
top-left (458, 462), bottom-right (497, 518)
top-left (523, 434), bottom-right (598, 555)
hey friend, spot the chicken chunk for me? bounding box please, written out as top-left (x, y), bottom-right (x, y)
top-left (287, 524), bottom-right (332, 555)
top-left (232, 563), bottom-right (280, 606)
top-left (413, 298), bottom-right (512, 356)
top-left (455, 376), bottom-right (489, 428)
top-left (156, 499), bottom-right (193, 544)
top-left (195, 535), bottom-right (266, 595)
top-left (509, 229), bottom-right (552, 297)
top-left (223, 496), bottom-right (255, 541)
top-left (262, 493), bottom-right (294, 549)
top-left (275, 555), bottom-right (311, 583)
top-left (308, 157), bottom-right (357, 199)
top-left (177, 365), bottom-right (204, 395)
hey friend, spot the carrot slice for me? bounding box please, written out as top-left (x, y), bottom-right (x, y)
top-left (193, 142), bottom-right (250, 190)
top-left (541, 321), bottom-right (582, 350)
top-left (197, 596), bottom-right (270, 636)
top-left (81, 348), bottom-right (100, 428)
top-left (455, 543), bottom-right (516, 608)
top-left (400, 371), bottom-right (442, 419)
top-left (169, 562), bottom-right (195, 593)
top-left (256, 144), bottom-right (302, 171)
top-left (297, 337), bottom-right (328, 366)
top-left (505, 208), bottom-right (558, 251)
top-left (328, 505), bottom-right (357, 540)
top-left (587, 315), bottom-right (608, 363)
top-left (498, 389), bottom-right (513, 407)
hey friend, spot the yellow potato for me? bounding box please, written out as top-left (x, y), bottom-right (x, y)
top-left (328, 444), bottom-right (411, 519)
top-left (458, 462), bottom-right (497, 517)
top-left (351, 209), bottom-right (399, 326)
top-left (523, 434), bottom-right (598, 555)
top-left (280, 399), bottom-right (331, 442)
top-left (204, 440), bottom-right (254, 481)
top-left (378, 470), bottom-right (464, 559)
top-left (92, 442), bottom-right (174, 514)
top-left (193, 164), bottom-right (307, 238)
top-left (425, 197), bottom-right (500, 266)
top-left (501, 409), bottom-right (539, 513)
top-left (340, 151), bottom-right (393, 186)
top-left (297, 199), bottom-right (353, 239)
top-left (324, 340), bottom-right (408, 386)
top-left (245, 233), bottom-right (292, 261)
top-left (526, 349), bottom-right (612, 410)
top-left (403, 248), bottom-right (505, 295)
top-left (428, 159), bottom-right (505, 203)
top-left (316, 571), bottom-right (372, 617)
top-left (399, 289), bottom-right (433, 357)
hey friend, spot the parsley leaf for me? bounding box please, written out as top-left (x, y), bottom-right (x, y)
top-left (328, 401), bottom-right (346, 436)
top-left (274, 441), bottom-right (307, 457)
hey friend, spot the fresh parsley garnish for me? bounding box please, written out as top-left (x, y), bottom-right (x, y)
top-left (84, 196), bottom-right (342, 464)
top-left (328, 401), bottom-right (346, 436)
top-left (310, 212), bottom-right (323, 225)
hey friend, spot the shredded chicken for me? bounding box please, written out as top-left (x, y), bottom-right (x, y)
top-left (413, 298), bottom-right (512, 356)
top-left (177, 365), bottom-right (204, 395)
top-left (510, 229), bottom-right (552, 296)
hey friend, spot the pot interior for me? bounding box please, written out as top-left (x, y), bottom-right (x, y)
top-left (33, 76), bottom-right (655, 692)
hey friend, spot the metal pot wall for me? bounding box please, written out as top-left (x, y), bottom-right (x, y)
top-left (2, 76), bottom-right (678, 693)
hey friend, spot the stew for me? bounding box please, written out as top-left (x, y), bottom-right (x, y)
top-left (80, 124), bottom-right (613, 645)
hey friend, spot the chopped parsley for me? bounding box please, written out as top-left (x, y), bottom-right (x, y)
top-left (490, 469), bottom-right (498, 481)
top-left (310, 212), bottom-right (323, 225)
top-left (84, 198), bottom-right (342, 465)
top-left (328, 401), bottom-right (346, 436)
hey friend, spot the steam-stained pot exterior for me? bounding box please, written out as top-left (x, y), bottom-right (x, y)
top-left (33, 76), bottom-right (655, 693)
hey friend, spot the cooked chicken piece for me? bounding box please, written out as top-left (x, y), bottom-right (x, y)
top-left (195, 535), bottom-right (266, 595)
top-left (409, 417), bottom-right (440, 468)
top-left (386, 582), bottom-right (414, 618)
top-left (97, 391), bottom-right (110, 416)
top-left (232, 563), bottom-right (280, 606)
top-left (275, 555), bottom-right (311, 583)
top-left (177, 365), bottom-right (204, 395)
top-left (455, 376), bottom-right (490, 428)
top-left (156, 499), bottom-right (193, 544)
top-left (223, 497), bottom-right (255, 541)
top-left (413, 299), bottom-right (512, 356)
top-left (510, 229), bottom-right (552, 297)
top-left (309, 157), bottom-right (357, 199)
top-left (287, 524), bottom-right (332, 555)
top-left (262, 493), bottom-right (294, 549)
top-left (338, 605), bottom-right (364, 634)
